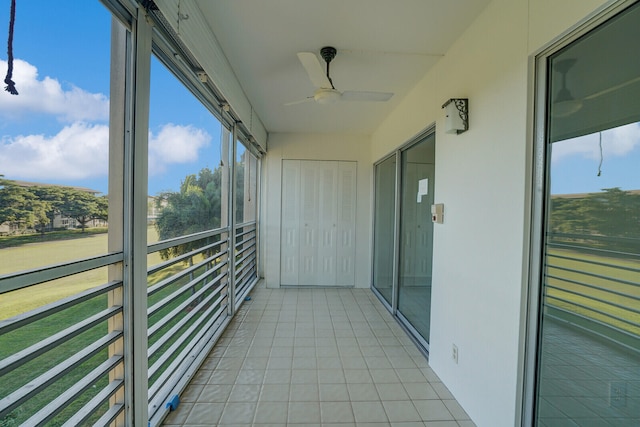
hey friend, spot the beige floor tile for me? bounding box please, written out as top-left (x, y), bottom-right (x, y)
top-left (260, 383), bottom-right (290, 401)
top-left (288, 401), bottom-right (321, 423)
top-left (162, 287), bottom-right (476, 427)
top-left (218, 402), bottom-right (256, 424)
top-left (351, 401), bottom-right (389, 423)
top-left (376, 383), bottom-right (409, 401)
top-left (290, 383), bottom-right (320, 401)
top-left (318, 383), bottom-right (350, 401)
top-left (320, 401), bottom-right (355, 423)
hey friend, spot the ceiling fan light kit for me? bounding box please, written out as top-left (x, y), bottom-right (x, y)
top-left (314, 88), bottom-right (342, 104)
top-left (442, 98), bottom-right (469, 134)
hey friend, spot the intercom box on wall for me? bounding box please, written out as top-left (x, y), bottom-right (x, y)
top-left (431, 203), bottom-right (444, 224)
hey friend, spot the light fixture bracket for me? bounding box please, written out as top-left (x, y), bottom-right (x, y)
top-left (442, 98), bottom-right (469, 134)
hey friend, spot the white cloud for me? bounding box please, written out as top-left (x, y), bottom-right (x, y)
top-left (0, 122), bottom-right (212, 181)
top-left (148, 124), bottom-right (211, 175)
top-left (552, 122), bottom-right (640, 163)
top-left (0, 122), bottom-right (109, 180)
top-left (0, 59), bottom-right (109, 122)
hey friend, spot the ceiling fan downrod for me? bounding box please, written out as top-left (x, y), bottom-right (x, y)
top-left (320, 46), bottom-right (337, 89)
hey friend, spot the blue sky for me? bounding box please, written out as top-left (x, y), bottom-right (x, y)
top-left (1, 1), bottom-right (638, 197)
top-left (0, 0), bottom-right (222, 196)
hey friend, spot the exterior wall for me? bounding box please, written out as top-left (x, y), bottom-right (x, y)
top-left (262, 133), bottom-right (372, 289)
top-left (370, 0), bottom-right (611, 425)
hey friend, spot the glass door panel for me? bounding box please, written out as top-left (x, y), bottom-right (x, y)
top-left (536, 3), bottom-right (640, 424)
top-left (398, 134), bottom-right (435, 343)
top-left (372, 156), bottom-right (397, 305)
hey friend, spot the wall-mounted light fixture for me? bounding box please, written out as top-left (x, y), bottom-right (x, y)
top-left (442, 98), bottom-right (468, 134)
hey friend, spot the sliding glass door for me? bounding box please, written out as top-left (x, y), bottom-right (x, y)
top-left (533, 3), bottom-right (640, 424)
top-left (372, 155), bottom-right (397, 305)
top-left (398, 135), bottom-right (435, 344)
top-left (372, 131), bottom-right (436, 348)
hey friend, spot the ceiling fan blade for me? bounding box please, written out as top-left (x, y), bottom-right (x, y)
top-left (583, 75), bottom-right (640, 100)
top-left (341, 91), bottom-right (394, 102)
top-left (297, 52), bottom-right (332, 89)
top-left (284, 96), bottom-right (314, 106)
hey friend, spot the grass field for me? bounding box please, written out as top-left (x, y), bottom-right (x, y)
top-left (0, 227), bottom-right (163, 320)
top-left (0, 226), bottom-right (223, 425)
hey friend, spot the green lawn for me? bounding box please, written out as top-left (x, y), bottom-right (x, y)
top-left (0, 226), bottom-right (226, 426)
top-left (0, 227), bottom-right (163, 320)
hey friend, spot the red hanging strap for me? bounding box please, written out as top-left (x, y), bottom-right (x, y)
top-left (4, 0), bottom-right (18, 95)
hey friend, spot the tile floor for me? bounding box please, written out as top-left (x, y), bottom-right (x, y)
top-left (162, 283), bottom-right (475, 426)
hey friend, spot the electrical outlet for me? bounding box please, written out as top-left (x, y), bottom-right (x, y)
top-left (609, 382), bottom-right (627, 408)
top-left (452, 344), bottom-right (458, 364)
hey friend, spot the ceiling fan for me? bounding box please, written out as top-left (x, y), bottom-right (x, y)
top-left (553, 58), bottom-right (640, 118)
top-left (285, 46), bottom-right (394, 106)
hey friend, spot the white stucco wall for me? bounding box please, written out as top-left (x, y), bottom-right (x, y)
top-left (369, 0), bottom-right (611, 426)
top-left (261, 133), bottom-right (373, 289)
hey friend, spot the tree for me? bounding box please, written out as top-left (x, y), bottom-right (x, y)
top-left (0, 180), bottom-right (50, 233)
top-left (549, 187), bottom-right (640, 252)
top-left (155, 167), bottom-right (223, 260)
top-left (57, 188), bottom-right (108, 232)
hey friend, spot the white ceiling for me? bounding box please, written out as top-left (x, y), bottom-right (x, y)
top-left (195, 0), bottom-right (491, 134)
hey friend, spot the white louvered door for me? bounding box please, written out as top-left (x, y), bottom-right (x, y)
top-left (280, 160), bottom-right (356, 287)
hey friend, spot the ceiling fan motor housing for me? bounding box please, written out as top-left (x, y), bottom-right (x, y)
top-left (320, 46), bottom-right (337, 64)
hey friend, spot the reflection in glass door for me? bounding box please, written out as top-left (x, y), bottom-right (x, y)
top-left (372, 155), bottom-right (397, 306)
top-left (534, 3), bottom-right (640, 425)
top-left (398, 135), bottom-right (435, 344)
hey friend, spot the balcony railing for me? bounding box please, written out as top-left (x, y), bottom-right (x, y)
top-left (0, 222), bottom-right (258, 426)
top-left (544, 233), bottom-right (640, 352)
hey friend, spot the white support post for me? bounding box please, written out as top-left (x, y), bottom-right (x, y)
top-left (123, 6), bottom-right (152, 425)
top-left (228, 125), bottom-right (238, 316)
top-left (107, 16), bottom-right (128, 427)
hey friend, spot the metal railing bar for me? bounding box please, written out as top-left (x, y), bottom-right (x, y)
top-left (148, 275), bottom-right (226, 340)
top-left (234, 220), bottom-right (256, 230)
top-left (234, 237), bottom-right (256, 251)
top-left (62, 378), bottom-right (124, 427)
top-left (0, 330), bottom-right (121, 417)
top-left (545, 273), bottom-right (640, 301)
top-left (548, 242), bottom-right (639, 259)
top-left (0, 281), bottom-right (122, 336)
top-left (548, 232), bottom-right (640, 245)
top-left (0, 253), bottom-right (123, 295)
top-left (548, 252), bottom-right (640, 273)
top-left (147, 253), bottom-right (226, 298)
top-left (147, 227), bottom-right (226, 254)
top-left (235, 260), bottom-right (256, 280)
top-left (92, 402), bottom-right (124, 427)
top-left (0, 305), bottom-right (122, 377)
top-left (545, 296), bottom-right (640, 328)
top-left (234, 263), bottom-right (252, 283)
top-left (236, 239), bottom-right (256, 257)
top-left (235, 277), bottom-right (258, 310)
top-left (148, 292), bottom-right (227, 377)
top-left (234, 272), bottom-right (252, 290)
top-left (147, 312), bottom-right (231, 426)
top-left (148, 304), bottom-right (227, 402)
top-left (546, 283), bottom-right (640, 316)
top-left (235, 261), bottom-right (256, 286)
top-left (546, 262), bottom-right (640, 288)
top-left (147, 238), bottom-right (224, 275)
top-left (234, 228), bottom-right (256, 240)
top-left (23, 355), bottom-right (122, 426)
top-left (235, 247), bottom-right (256, 267)
top-left (147, 263), bottom-right (225, 317)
